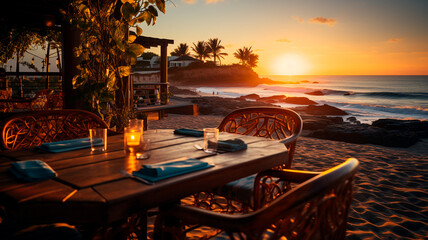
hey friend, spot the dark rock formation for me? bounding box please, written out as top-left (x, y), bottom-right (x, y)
top-left (255, 95), bottom-right (317, 105)
top-left (301, 115), bottom-right (344, 130)
top-left (187, 96), bottom-right (276, 116)
top-left (306, 119), bottom-right (427, 147)
top-left (305, 90), bottom-right (324, 96)
top-left (294, 104), bottom-right (348, 115)
top-left (238, 94), bottom-right (261, 100)
top-left (372, 119), bottom-right (428, 138)
top-left (284, 97), bottom-right (317, 105)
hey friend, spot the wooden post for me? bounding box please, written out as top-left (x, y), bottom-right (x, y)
top-left (160, 44), bottom-right (168, 105)
top-left (46, 42), bottom-right (50, 89)
top-left (62, 22), bottom-right (80, 109)
top-left (16, 52), bottom-right (23, 98)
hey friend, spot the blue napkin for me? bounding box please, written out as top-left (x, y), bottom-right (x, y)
top-left (9, 160), bottom-right (57, 182)
top-left (133, 158), bottom-right (214, 182)
top-left (174, 128), bottom-right (204, 137)
top-left (37, 138), bottom-right (104, 153)
top-left (217, 139), bottom-right (247, 152)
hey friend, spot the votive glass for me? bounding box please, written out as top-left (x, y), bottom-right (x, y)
top-left (203, 128), bottom-right (219, 153)
top-left (124, 127), bottom-right (142, 154)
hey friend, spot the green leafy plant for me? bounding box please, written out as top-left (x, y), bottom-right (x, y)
top-left (64, 0), bottom-right (165, 130)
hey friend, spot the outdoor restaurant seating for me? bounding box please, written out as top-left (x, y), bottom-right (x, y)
top-left (0, 109), bottom-right (109, 150)
top-left (0, 89), bottom-right (55, 112)
top-left (155, 158), bottom-right (359, 240)
top-left (194, 107), bottom-right (303, 213)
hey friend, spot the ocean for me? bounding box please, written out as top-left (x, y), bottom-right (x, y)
top-left (195, 75), bottom-right (428, 124)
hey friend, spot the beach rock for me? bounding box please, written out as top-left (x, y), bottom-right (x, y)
top-left (301, 116), bottom-right (344, 130)
top-left (284, 97), bottom-right (317, 105)
top-left (346, 116), bottom-right (361, 125)
top-left (295, 104), bottom-right (348, 115)
top-left (257, 95), bottom-right (317, 105)
top-left (238, 94), bottom-right (260, 100)
top-left (305, 90), bottom-right (324, 96)
top-left (307, 123), bottom-right (420, 147)
top-left (189, 96), bottom-right (276, 116)
top-left (372, 119), bottom-right (428, 138)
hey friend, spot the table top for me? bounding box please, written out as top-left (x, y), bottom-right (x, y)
top-left (0, 129), bottom-right (288, 225)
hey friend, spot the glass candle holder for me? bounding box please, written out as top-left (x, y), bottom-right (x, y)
top-left (124, 127), bottom-right (142, 154)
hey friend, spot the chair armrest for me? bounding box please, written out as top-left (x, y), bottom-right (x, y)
top-left (253, 169), bottom-right (320, 209)
top-left (256, 169), bottom-right (320, 183)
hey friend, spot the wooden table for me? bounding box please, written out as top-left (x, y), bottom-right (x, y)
top-left (0, 129), bottom-right (288, 236)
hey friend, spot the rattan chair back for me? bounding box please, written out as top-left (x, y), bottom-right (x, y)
top-left (218, 107), bottom-right (303, 167)
top-left (1, 109), bottom-right (108, 150)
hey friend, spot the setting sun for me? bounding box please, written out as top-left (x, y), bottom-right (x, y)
top-left (273, 54), bottom-right (309, 75)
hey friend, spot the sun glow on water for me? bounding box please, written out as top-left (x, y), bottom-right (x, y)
top-left (273, 54), bottom-right (309, 76)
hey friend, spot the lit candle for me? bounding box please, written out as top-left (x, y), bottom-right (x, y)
top-left (126, 129), bottom-right (141, 146)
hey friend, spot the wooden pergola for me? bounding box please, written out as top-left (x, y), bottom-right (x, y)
top-left (0, 0), bottom-right (173, 109)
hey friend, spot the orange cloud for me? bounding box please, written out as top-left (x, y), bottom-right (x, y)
top-left (292, 16), bottom-right (304, 23)
top-left (309, 17), bottom-right (337, 26)
top-left (277, 38), bottom-right (291, 43)
top-left (206, 0), bottom-right (224, 3)
top-left (388, 38), bottom-right (403, 43)
top-left (182, 0), bottom-right (196, 3)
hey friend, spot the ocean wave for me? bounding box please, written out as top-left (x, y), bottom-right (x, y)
top-left (332, 102), bottom-right (428, 117)
top-left (359, 91), bottom-right (428, 99)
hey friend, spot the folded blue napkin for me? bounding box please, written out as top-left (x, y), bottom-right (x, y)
top-left (217, 139), bottom-right (247, 152)
top-left (9, 160), bottom-right (57, 182)
top-left (36, 138), bottom-right (104, 153)
top-left (133, 158), bottom-right (214, 182)
top-left (173, 128), bottom-right (204, 137)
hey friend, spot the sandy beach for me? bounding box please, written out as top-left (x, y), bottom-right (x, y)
top-left (147, 113), bottom-right (427, 239)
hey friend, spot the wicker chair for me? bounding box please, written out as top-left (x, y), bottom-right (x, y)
top-left (0, 109), bottom-right (109, 150)
top-left (194, 107), bottom-right (303, 213)
top-left (156, 158), bottom-right (359, 240)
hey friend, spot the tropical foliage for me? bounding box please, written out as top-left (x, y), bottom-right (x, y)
top-left (141, 51), bottom-right (159, 60)
top-left (207, 38), bottom-right (228, 65)
top-left (64, 0), bottom-right (165, 130)
top-left (234, 46), bottom-right (259, 68)
top-left (192, 41), bottom-right (210, 61)
top-left (170, 43), bottom-right (190, 57)
top-left (0, 28), bottom-right (61, 66)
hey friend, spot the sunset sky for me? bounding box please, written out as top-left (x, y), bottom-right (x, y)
top-left (141, 0), bottom-right (428, 75)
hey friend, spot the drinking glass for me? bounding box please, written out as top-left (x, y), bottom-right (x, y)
top-left (89, 128), bottom-right (107, 152)
top-left (203, 128), bottom-right (219, 153)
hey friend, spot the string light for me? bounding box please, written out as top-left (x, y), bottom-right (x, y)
top-left (31, 58), bottom-right (35, 65)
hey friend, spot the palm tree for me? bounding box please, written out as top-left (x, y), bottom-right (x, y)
top-left (248, 53), bottom-right (259, 68)
top-left (207, 38), bottom-right (228, 65)
top-left (170, 43), bottom-right (190, 57)
top-left (192, 41), bottom-right (210, 61)
top-left (234, 46), bottom-right (259, 68)
top-left (234, 46), bottom-right (252, 65)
